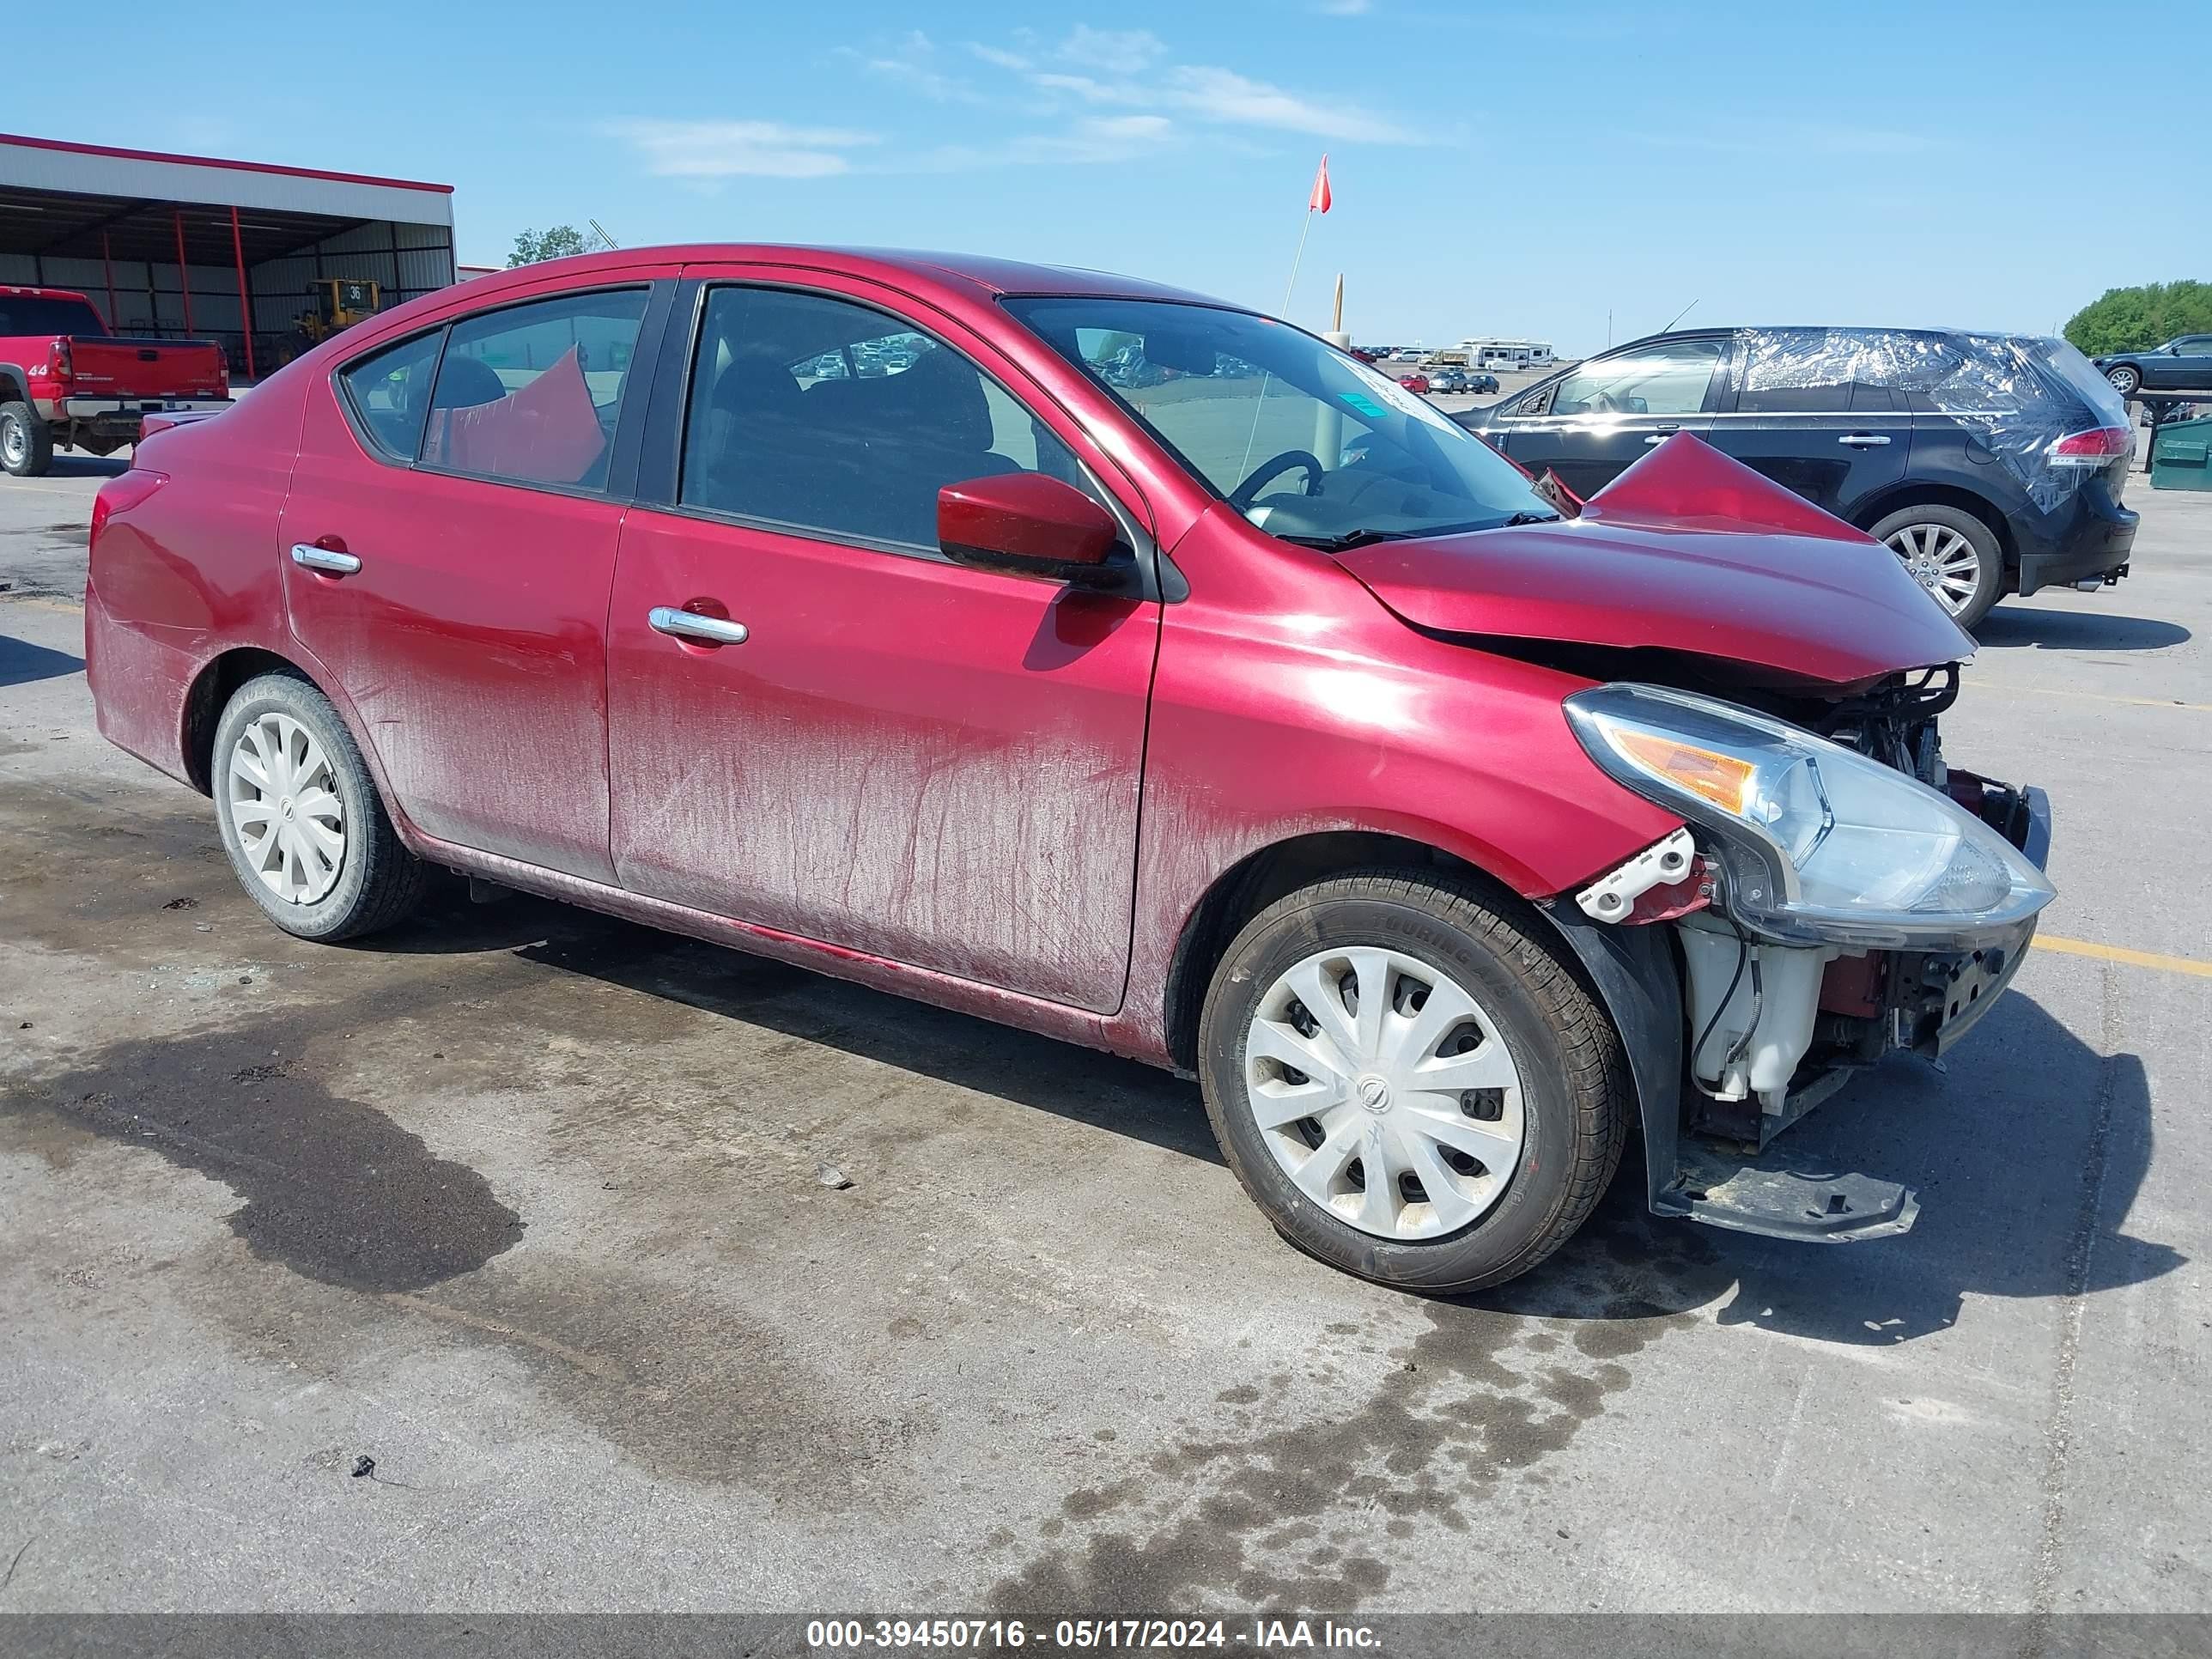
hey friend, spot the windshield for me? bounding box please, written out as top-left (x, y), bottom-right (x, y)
top-left (1004, 296), bottom-right (1551, 547)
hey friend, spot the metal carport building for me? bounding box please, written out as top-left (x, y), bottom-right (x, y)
top-left (0, 132), bottom-right (456, 382)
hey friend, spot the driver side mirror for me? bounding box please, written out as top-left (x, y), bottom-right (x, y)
top-left (939, 473), bottom-right (1125, 587)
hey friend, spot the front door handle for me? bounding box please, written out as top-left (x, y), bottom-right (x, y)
top-left (290, 543), bottom-right (361, 575)
top-left (649, 605), bottom-right (749, 647)
top-left (1838, 433), bottom-right (1893, 447)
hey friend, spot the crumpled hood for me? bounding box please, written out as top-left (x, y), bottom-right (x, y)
top-left (1337, 434), bottom-right (1976, 691)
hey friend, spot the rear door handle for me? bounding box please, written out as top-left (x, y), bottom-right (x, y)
top-left (649, 605), bottom-right (748, 646)
top-left (290, 543), bottom-right (361, 574)
top-left (1838, 433), bottom-right (1893, 447)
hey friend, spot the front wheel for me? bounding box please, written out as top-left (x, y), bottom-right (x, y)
top-left (212, 672), bottom-right (428, 941)
top-left (1198, 872), bottom-right (1628, 1293)
top-left (0, 400), bottom-right (53, 477)
top-left (1872, 503), bottom-right (2002, 629)
top-left (2106, 365), bottom-right (2141, 398)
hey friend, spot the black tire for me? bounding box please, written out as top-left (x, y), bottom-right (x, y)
top-left (2106, 364), bottom-right (2140, 398)
top-left (1197, 870), bottom-right (1629, 1293)
top-left (211, 672), bottom-right (428, 941)
top-left (1, 399), bottom-right (54, 477)
top-left (1868, 502), bottom-right (2004, 630)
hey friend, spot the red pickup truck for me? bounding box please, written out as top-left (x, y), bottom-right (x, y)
top-left (0, 286), bottom-right (229, 477)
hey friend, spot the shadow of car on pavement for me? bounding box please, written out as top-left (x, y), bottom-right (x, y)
top-left (370, 889), bottom-right (2179, 1348)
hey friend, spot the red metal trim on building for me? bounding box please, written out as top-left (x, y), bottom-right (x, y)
top-left (0, 131), bottom-right (454, 195)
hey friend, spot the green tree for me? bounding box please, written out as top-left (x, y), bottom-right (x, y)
top-left (506, 225), bottom-right (605, 267)
top-left (2063, 281), bottom-right (2212, 356)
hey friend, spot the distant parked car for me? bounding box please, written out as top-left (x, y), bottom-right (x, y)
top-left (1425, 368), bottom-right (1468, 393)
top-left (2094, 336), bottom-right (2212, 398)
top-left (1398, 372), bottom-right (1431, 394)
top-left (1466, 371), bottom-right (1500, 395)
top-left (1391, 349), bottom-right (1423, 362)
top-left (1461, 325), bottom-right (2136, 629)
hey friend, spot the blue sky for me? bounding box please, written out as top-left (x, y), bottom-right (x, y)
top-left (16, 1), bottom-right (2208, 354)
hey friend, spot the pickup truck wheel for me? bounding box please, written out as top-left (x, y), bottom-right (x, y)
top-left (1198, 871), bottom-right (1628, 1293)
top-left (1872, 504), bottom-right (2002, 629)
top-left (212, 672), bottom-right (428, 941)
top-left (1, 400), bottom-right (53, 477)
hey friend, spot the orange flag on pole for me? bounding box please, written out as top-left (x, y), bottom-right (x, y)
top-left (1308, 153), bottom-right (1333, 214)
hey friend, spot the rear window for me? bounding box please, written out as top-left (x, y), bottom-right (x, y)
top-left (2021, 337), bottom-right (2129, 428)
top-left (0, 295), bottom-right (107, 337)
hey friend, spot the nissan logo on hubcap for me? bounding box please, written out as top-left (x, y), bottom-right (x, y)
top-left (1357, 1074), bottom-right (1391, 1113)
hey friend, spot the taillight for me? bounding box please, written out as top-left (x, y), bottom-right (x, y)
top-left (2049, 425), bottom-right (2131, 467)
top-left (46, 339), bottom-right (72, 383)
top-left (89, 469), bottom-right (169, 547)
top-left (215, 346), bottom-right (229, 395)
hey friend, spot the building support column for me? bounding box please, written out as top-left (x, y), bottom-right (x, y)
top-left (173, 210), bottom-right (194, 333)
top-left (230, 206), bottom-right (256, 382)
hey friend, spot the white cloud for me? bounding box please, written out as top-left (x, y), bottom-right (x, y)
top-left (958, 26), bottom-right (1420, 145)
top-left (611, 23), bottom-right (1416, 187)
top-left (1055, 26), bottom-right (1167, 73)
top-left (1165, 66), bottom-right (1413, 142)
top-left (604, 118), bottom-right (878, 179)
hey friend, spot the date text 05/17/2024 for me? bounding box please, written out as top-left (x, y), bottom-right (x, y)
top-left (802, 1618), bottom-right (1383, 1650)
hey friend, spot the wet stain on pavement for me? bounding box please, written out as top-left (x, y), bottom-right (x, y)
top-left (988, 1194), bottom-right (1719, 1612)
top-left (2, 1020), bottom-right (523, 1292)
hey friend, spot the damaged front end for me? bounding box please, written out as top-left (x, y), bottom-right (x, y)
top-left (1559, 676), bottom-right (2055, 1245)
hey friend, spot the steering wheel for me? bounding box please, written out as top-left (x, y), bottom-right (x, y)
top-left (1228, 448), bottom-right (1326, 512)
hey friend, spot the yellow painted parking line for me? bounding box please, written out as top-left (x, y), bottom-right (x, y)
top-left (1967, 682), bottom-right (2212, 714)
top-left (2039, 934), bottom-right (2212, 980)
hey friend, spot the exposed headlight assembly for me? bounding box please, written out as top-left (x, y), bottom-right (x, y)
top-left (1565, 683), bottom-right (2055, 949)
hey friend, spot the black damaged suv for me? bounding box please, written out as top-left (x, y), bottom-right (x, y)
top-left (1461, 325), bottom-right (2138, 629)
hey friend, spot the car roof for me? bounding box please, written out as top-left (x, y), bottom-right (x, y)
top-left (1607, 324), bottom-right (2053, 354)
top-left (456, 245), bottom-right (1228, 307)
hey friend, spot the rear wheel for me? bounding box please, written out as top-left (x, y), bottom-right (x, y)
top-left (1198, 871), bottom-right (1628, 1293)
top-left (1, 400), bottom-right (53, 477)
top-left (1872, 503), bottom-right (2002, 629)
top-left (212, 672), bottom-right (428, 941)
top-left (2106, 364), bottom-right (2141, 398)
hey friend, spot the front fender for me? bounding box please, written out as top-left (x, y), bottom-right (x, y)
top-left (1535, 899), bottom-right (1684, 1218)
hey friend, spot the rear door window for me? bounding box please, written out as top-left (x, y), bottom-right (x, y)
top-left (338, 330), bottom-right (443, 462)
top-left (421, 289), bottom-right (650, 492)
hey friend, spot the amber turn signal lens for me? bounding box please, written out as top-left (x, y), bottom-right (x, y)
top-left (1610, 729), bottom-right (1758, 816)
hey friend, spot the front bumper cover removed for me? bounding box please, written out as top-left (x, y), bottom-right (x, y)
top-left (1547, 780), bottom-right (2052, 1246)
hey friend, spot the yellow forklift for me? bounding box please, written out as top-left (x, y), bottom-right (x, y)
top-left (282, 278), bottom-right (381, 363)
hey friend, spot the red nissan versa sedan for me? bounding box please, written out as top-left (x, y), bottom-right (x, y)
top-left (84, 247), bottom-right (2057, 1291)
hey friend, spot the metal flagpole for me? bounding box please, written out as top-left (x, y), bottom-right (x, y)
top-left (1280, 208), bottom-right (1316, 319)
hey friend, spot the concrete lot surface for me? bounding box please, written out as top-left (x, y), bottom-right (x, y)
top-left (2, 457), bottom-right (2208, 1615)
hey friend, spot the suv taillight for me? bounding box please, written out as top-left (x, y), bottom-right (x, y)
top-left (89, 469), bottom-right (169, 547)
top-left (214, 346), bottom-right (230, 395)
top-left (46, 339), bottom-right (72, 383)
top-left (2050, 425), bottom-right (2131, 467)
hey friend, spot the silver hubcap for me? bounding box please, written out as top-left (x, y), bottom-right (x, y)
top-left (1885, 522), bottom-right (1981, 615)
top-left (1243, 945), bottom-right (1526, 1241)
top-left (1, 416), bottom-right (23, 466)
top-left (227, 712), bottom-right (346, 904)
top-left (2108, 369), bottom-right (2136, 393)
